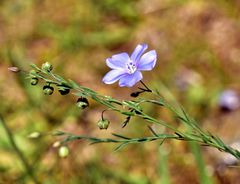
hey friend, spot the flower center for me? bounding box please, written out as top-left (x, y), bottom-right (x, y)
top-left (126, 62), bottom-right (137, 74)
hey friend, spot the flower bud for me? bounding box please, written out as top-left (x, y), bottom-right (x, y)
top-left (30, 78), bottom-right (38, 85)
top-left (28, 132), bottom-right (41, 139)
top-left (130, 92), bottom-right (140, 97)
top-left (58, 146), bottom-right (69, 158)
top-left (43, 85), bottom-right (54, 95)
top-left (97, 119), bottom-right (110, 130)
top-left (76, 97), bottom-right (89, 109)
top-left (219, 90), bottom-right (240, 112)
top-left (8, 67), bottom-right (21, 73)
top-left (41, 62), bottom-right (53, 72)
top-left (30, 69), bottom-right (37, 75)
top-left (53, 141), bottom-right (61, 148)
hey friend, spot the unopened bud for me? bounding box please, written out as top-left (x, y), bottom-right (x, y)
top-left (42, 62), bottom-right (53, 72)
top-left (58, 146), bottom-right (69, 158)
top-left (53, 141), bottom-right (61, 148)
top-left (97, 119), bottom-right (110, 130)
top-left (130, 92), bottom-right (140, 97)
top-left (30, 69), bottom-right (37, 75)
top-left (76, 97), bottom-right (89, 109)
top-left (28, 132), bottom-right (41, 139)
top-left (8, 67), bottom-right (21, 73)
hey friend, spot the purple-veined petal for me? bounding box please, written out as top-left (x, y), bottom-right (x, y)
top-left (112, 52), bottom-right (130, 61)
top-left (137, 50), bottom-right (157, 71)
top-left (119, 71), bottom-right (143, 87)
top-left (102, 69), bottom-right (126, 84)
top-left (130, 44), bottom-right (148, 62)
top-left (106, 52), bottom-right (130, 69)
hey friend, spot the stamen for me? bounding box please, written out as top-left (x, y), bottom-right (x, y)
top-left (126, 62), bottom-right (136, 74)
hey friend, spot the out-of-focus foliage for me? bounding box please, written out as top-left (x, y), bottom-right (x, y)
top-left (1, 0), bottom-right (240, 183)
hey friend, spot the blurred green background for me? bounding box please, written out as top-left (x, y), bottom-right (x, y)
top-left (1, 0), bottom-right (240, 183)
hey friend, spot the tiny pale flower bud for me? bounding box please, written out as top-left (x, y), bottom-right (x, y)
top-left (30, 69), bottom-right (37, 75)
top-left (97, 119), bottom-right (110, 130)
top-left (30, 78), bottom-right (38, 85)
top-left (53, 141), bottom-right (61, 148)
top-left (42, 62), bottom-right (53, 72)
top-left (28, 132), bottom-right (41, 139)
top-left (43, 85), bottom-right (54, 95)
top-left (8, 67), bottom-right (21, 73)
top-left (76, 97), bottom-right (89, 109)
top-left (58, 146), bottom-right (69, 158)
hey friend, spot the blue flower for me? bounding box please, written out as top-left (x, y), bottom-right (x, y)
top-left (102, 44), bottom-right (157, 87)
top-left (219, 90), bottom-right (240, 111)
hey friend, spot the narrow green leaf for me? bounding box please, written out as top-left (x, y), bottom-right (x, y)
top-left (114, 142), bottom-right (129, 152)
top-left (112, 133), bottom-right (131, 140)
top-left (147, 125), bottom-right (158, 137)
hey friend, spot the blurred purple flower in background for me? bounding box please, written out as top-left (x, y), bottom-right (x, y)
top-left (219, 90), bottom-right (240, 112)
top-left (102, 44), bottom-right (157, 87)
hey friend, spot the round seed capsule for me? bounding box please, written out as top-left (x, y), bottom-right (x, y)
top-left (97, 119), bottom-right (110, 130)
top-left (30, 78), bottom-right (38, 85)
top-left (43, 85), bottom-right (54, 95)
top-left (58, 146), bottom-right (69, 158)
top-left (76, 97), bottom-right (89, 109)
top-left (41, 62), bottom-right (53, 72)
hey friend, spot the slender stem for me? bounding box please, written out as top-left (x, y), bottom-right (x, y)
top-left (26, 64), bottom-right (240, 160)
top-left (0, 115), bottom-right (40, 184)
top-left (140, 80), bottom-right (152, 92)
top-left (101, 109), bottom-right (108, 120)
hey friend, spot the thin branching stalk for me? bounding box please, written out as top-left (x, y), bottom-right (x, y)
top-left (26, 63), bottom-right (240, 160)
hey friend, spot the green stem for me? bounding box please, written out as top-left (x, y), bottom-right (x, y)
top-left (27, 64), bottom-right (240, 160)
top-left (158, 145), bottom-right (170, 184)
top-left (190, 142), bottom-right (213, 184)
top-left (0, 115), bottom-right (40, 184)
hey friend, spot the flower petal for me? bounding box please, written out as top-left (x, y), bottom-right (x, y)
top-left (119, 71), bottom-right (143, 87)
top-left (102, 69), bottom-right (126, 84)
top-left (137, 50), bottom-right (157, 71)
top-left (106, 52), bottom-right (130, 69)
top-left (130, 44), bottom-right (148, 62)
